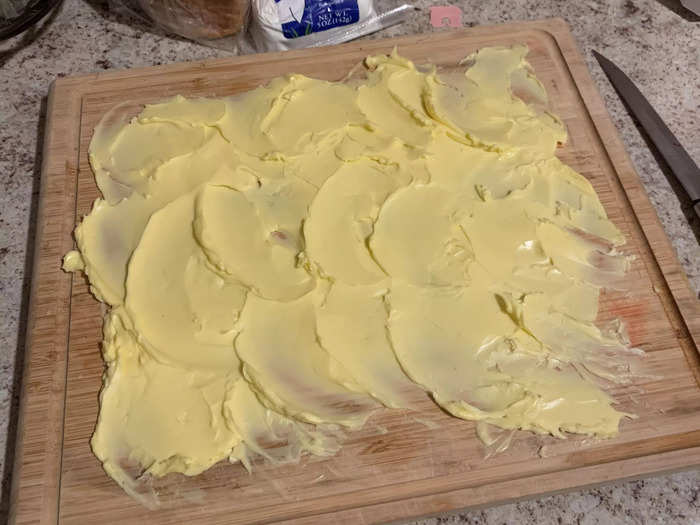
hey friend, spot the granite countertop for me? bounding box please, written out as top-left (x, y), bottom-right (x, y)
top-left (1, 0), bottom-right (699, 522)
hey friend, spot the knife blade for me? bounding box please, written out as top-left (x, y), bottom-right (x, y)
top-left (592, 50), bottom-right (700, 219)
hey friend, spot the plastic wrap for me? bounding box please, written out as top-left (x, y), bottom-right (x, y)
top-left (137, 0), bottom-right (249, 39)
top-left (0, 0), bottom-right (26, 19)
top-left (108, 0), bottom-right (413, 54)
top-left (108, 0), bottom-right (248, 51)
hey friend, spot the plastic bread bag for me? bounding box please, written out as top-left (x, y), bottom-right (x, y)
top-left (137, 0), bottom-right (249, 40)
top-left (108, 0), bottom-right (249, 51)
top-left (0, 0), bottom-right (25, 19)
top-left (108, 0), bottom-right (413, 54)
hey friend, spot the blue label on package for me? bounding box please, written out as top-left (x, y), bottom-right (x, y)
top-left (275, 0), bottom-right (360, 39)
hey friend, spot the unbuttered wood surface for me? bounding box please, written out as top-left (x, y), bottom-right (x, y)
top-left (9, 18), bottom-right (700, 525)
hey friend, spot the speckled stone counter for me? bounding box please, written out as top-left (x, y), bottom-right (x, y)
top-left (1, 0), bottom-right (698, 522)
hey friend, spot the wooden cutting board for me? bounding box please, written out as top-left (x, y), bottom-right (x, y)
top-left (10, 18), bottom-right (700, 525)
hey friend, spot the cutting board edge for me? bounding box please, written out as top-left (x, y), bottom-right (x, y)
top-left (9, 79), bottom-right (81, 525)
top-left (8, 18), bottom-right (700, 525)
top-left (279, 445), bottom-right (700, 525)
top-left (48, 18), bottom-right (572, 87)
top-left (543, 20), bottom-right (700, 375)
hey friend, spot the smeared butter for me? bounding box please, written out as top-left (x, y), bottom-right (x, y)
top-left (64, 45), bottom-right (639, 502)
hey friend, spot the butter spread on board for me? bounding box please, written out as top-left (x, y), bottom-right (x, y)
top-left (64, 45), bottom-right (639, 504)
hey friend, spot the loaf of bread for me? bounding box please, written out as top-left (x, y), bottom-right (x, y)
top-left (138, 0), bottom-right (249, 39)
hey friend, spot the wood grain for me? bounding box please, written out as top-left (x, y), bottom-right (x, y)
top-left (10, 19), bottom-right (700, 525)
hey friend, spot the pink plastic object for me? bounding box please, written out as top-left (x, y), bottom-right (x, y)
top-left (429, 6), bottom-right (462, 28)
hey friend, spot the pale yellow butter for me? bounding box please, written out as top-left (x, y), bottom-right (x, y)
top-left (64, 45), bottom-right (638, 501)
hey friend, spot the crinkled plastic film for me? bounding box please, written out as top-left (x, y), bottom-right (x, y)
top-left (108, 0), bottom-right (413, 53)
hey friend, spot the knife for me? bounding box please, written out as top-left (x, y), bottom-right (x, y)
top-left (593, 50), bottom-right (700, 219)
